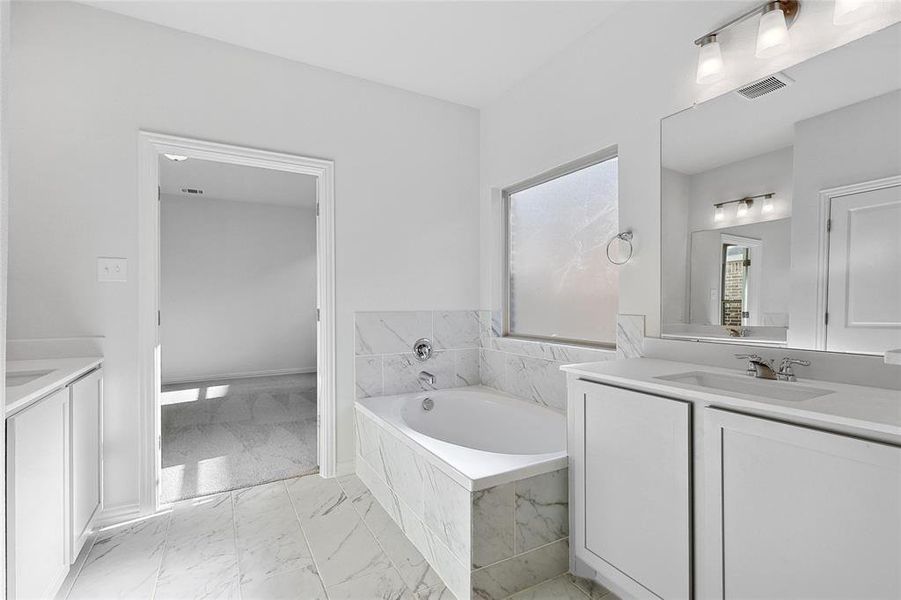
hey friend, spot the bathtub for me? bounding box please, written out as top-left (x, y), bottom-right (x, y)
top-left (354, 386), bottom-right (569, 600)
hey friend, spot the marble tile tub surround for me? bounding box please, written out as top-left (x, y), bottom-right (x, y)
top-left (356, 408), bottom-right (570, 599)
top-left (478, 313), bottom-right (644, 411)
top-left (355, 310), bottom-right (482, 399)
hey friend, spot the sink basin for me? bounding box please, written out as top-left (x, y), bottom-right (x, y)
top-left (6, 369), bottom-right (53, 388)
top-left (655, 371), bottom-right (833, 402)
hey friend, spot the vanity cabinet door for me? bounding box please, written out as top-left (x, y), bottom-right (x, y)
top-left (579, 381), bottom-right (692, 599)
top-left (70, 368), bottom-right (102, 561)
top-left (6, 388), bottom-right (70, 600)
top-left (705, 407), bottom-right (901, 599)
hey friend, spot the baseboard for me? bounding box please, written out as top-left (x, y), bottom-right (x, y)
top-left (162, 367), bottom-right (316, 385)
top-left (94, 502), bottom-right (142, 528)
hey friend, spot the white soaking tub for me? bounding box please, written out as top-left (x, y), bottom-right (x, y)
top-left (355, 386), bottom-right (569, 600)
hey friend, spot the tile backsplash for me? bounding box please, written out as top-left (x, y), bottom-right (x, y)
top-left (354, 309), bottom-right (646, 412)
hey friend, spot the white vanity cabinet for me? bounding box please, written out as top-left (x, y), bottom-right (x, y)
top-left (569, 379), bottom-right (692, 600)
top-left (567, 362), bottom-right (901, 600)
top-left (6, 387), bottom-right (71, 600)
top-left (6, 365), bottom-right (103, 600)
top-left (705, 407), bottom-right (901, 600)
top-left (69, 368), bottom-right (103, 561)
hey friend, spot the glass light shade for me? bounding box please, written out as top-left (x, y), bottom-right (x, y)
top-left (756, 7), bottom-right (791, 58)
top-left (714, 204), bottom-right (725, 222)
top-left (737, 200), bottom-right (750, 217)
top-left (834, 0), bottom-right (878, 25)
top-left (696, 39), bottom-right (724, 84)
top-left (762, 196), bottom-right (774, 213)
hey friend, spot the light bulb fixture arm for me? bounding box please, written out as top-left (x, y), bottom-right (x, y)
top-left (713, 193), bottom-right (774, 211)
top-left (694, 0), bottom-right (800, 46)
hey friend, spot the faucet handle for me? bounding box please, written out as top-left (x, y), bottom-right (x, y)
top-left (777, 357), bottom-right (810, 381)
top-left (735, 353), bottom-right (760, 377)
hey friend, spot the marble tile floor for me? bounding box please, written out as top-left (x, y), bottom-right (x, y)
top-left (64, 474), bottom-right (614, 600)
top-left (161, 373), bottom-right (319, 503)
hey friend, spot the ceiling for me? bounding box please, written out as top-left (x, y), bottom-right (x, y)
top-left (159, 156), bottom-right (318, 209)
top-left (663, 23), bottom-right (901, 175)
top-left (79, 0), bottom-right (626, 108)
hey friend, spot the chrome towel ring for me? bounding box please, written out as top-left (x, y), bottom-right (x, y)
top-left (606, 231), bottom-right (634, 265)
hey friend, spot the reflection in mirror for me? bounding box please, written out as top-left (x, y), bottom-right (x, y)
top-left (661, 24), bottom-right (901, 356)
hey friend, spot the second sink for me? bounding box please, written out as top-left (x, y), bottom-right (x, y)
top-left (655, 371), bottom-right (833, 402)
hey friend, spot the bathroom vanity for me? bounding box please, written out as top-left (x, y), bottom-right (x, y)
top-left (6, 357), bottom-right (104, 600)
top-left (563, 358), bottom-right (900, 600)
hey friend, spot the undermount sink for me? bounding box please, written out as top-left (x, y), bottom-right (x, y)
top-left (6, 369), bottom-right (53, 388)
top-left (655, 371), bottom-right (833, 402)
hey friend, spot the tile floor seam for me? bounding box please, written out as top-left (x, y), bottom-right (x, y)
top-left (336, 476), bottom-right (417, 598)
top-left (149, 511), bottom-right (174, 600)
top-left (283, 478), bottom-right (331, 599)
top-left (230, 490), bottom-right (245, 600)
top-left (62, 534), bottom-right (98, 600)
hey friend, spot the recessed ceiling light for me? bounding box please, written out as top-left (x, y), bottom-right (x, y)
top-left (163, 154), bottom-right (188, 162)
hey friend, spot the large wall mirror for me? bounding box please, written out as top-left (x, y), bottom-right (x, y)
top-left (661, 23), bottom-right (900, 356)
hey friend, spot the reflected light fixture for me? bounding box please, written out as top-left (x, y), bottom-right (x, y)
top-left (163, 153), bottom-right (188, 162)
top-left (713, 193), bottom-right (774, 222)
top-left (696, 35), bottom-right (725, 84)
top-left (695, 0), bottom-right (800, 84)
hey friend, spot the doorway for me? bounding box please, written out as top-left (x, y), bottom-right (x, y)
top-left (138, 133), bottom-right (336, 512)
top-left (158, 158), bottom-right (319, 502)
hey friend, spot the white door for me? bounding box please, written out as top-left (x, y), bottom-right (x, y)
top-left (581, 382), bottom-right (692, 600)
top-left (826, 182), bottom-right (901, 354)
top-left (7, 389), bottom-right (70, 600)
top-left (705, 407), bottom-right (901, 600)
top-left (70, 369), bottom-right (102, 561)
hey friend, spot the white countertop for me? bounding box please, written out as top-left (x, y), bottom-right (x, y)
top-left (6, 357), bottom-right (103, 417)
top-left (562, 358), bottom-right (901, 437)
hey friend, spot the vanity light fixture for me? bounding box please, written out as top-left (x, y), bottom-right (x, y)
top-left (762, 195), bottom-right (775, 213)
top-left (713, 193), bottom-right (774, 221)
top-left (163, 153), bottom-right (188, 162)
top-left (696, 35), bottom-right (725, 84)
top-left (756, 2), bottom-right (792, 58)
top-left (694, 0), bottom-right (800, 84)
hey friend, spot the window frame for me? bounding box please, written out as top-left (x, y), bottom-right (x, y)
top-left (501, 146), bottom-right (619, 348)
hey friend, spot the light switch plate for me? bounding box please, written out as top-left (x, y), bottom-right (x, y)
top-left (97, 257), bottom-right (127, 282)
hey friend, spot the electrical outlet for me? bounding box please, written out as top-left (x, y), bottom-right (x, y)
top-left (97, 257), bottom-right (127, 282)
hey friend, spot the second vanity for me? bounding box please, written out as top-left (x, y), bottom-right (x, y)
top-left (562, 357), bottom-right (901, 600)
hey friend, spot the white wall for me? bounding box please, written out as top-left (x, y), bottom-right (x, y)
top-left (160, 194), bottom-right (316, 383)
top-left (661, 168), bottom-right (690, 325)
top-left (8, 2), bottom-right (479, 512)
top-left (0, 0), bottom-right (10, 586)
top-left (479, 1), bottom-right (898, 341)
top-left (789, 90), bottom-right (901, 348)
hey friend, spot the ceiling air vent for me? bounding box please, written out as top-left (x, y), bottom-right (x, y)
top-left (735, 72), bottom-right (794, 101)
top-left (180, 188), bottom-right (204, 195)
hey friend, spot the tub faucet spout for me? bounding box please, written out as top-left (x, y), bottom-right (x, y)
top-left (419, 371), bottom-right (435, 386)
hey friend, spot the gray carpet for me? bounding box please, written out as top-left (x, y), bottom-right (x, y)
top-left (160, 373), bottom-right (318, 503)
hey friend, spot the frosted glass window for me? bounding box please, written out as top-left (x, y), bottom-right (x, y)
top-left (506, 156), bottom-right (619, 345)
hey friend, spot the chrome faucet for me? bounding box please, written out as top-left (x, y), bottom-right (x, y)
top-left (777, 357), bottom-right (810, 382)
top-left (735, 354), bottom-right (777, 380)
top-left (418, 371), bottom-right (435, 386)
